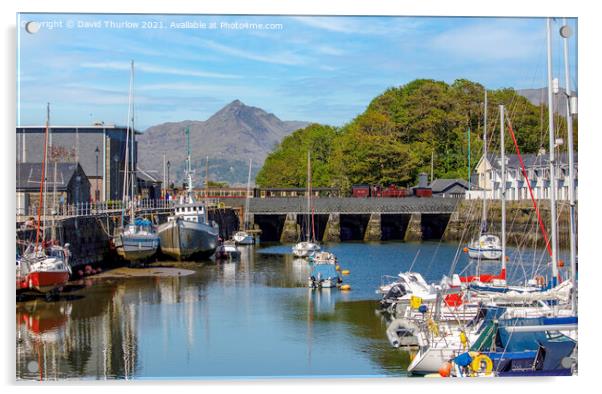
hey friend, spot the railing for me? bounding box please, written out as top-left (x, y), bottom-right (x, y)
top-left (16, 198), bottom-right (176, 222)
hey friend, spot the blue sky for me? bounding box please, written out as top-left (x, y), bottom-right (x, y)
top-left (17, 14), bottom-right (577, 130)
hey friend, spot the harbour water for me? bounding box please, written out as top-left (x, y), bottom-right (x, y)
top-left (16, 241), bottom-right (567, 380)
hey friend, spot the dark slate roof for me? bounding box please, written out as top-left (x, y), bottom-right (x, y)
top-left (485, 151), bottom-right (577, 170)
top-left (429, 179), bottom-right (470, 193)
top-left (16, 162), bottom-right (84, 191)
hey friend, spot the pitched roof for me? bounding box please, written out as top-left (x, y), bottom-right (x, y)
top-left (485, 151), bottom-right (577, 170)
top-left (16, 162), bottom-right (85, 191)
top-left (429, 178), bottom-right (470, 193)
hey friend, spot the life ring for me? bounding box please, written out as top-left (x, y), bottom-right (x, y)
top-left (470, 354), bottom-right (493, 376)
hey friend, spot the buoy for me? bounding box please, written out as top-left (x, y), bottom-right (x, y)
top-left (558, 259), bottom-right (565, 268)
top-left (438, 362), bottom-right (452, 377)
top-left (463, 247), bottom-right (468, 253)
top-left (470, 354), bottom-right (493, 376)
top-left (341, 269), bottom-right (350, 275)
top-left (340, 284), bottom-right (351, 291)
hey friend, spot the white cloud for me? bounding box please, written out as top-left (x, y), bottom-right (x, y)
top-left (429, 19), bottom-right (545, 61)
top-left (80, 61), bottom-right (240, 79)
top-left (198, 39), bottom-right (307, 66)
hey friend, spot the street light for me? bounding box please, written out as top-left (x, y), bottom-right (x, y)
top-left (113, 154), bottom-right (120, 200)
top-left (95, 146), bottom-right (100, 202)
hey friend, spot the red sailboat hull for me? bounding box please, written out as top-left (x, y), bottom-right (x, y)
top-left (17, 271), bottom-right (69, 293)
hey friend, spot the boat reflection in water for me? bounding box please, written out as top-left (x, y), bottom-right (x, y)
top-left (17, 242), bottom-right (515, 380)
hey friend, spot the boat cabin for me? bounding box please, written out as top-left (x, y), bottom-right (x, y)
top-left (170, 201), bottom-right (208, 223)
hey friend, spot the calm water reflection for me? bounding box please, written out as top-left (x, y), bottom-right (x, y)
top-left (16, 241), bottom-right (562, 380)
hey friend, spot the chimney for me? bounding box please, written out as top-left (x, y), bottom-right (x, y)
top-left (418, 173), bottom-right (428, 188)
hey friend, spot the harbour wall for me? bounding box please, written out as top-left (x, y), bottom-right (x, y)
top-left (442, 199), bottom-right (576, 249)
top-left (16, 207), bottom-right (240, 269)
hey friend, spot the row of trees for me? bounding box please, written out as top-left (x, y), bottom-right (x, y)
top-left (256, 79), bottom-right (576, 190)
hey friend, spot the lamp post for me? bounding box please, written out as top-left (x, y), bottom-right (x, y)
top-left (95, 146), bottom-right (100, 202)
top-left (113, 154), bottom-right (119, 200)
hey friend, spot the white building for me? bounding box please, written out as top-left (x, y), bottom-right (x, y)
top-left (466, 152), bottom-right (577, 201)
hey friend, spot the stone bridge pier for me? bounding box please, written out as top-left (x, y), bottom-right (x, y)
top-left (244, 197), bottom-right (458, 243)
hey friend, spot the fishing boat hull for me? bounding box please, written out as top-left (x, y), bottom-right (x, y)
top-left (18, 271), bottom-right (70, 293)
top-left (115, 233), bottom-right (159, 261)
top-left (158, 219), bottom-right (219, 260)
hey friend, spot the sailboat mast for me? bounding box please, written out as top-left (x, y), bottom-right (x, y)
top-left (205, 155), bottom-right (209, 199)
top-left (561, 18), bottom-right (577, 312)
top-left (186, 127), bottom-right (192, 196)
top-left (500, 105), bottom-right (506, 274)
top-left (121, 61), bottom-right (133, 226)
top-left (546, 18), bottom-right (560, 284)
top-left (130, 60), bottom-right (136, 221)
top-left (306, 151), bottom-right (311, 241)
top-left (244, 159), bottom-right (252, 231)
top-left (35, 103), bottom-right (50, 249)
top-left (481, 90), bottom-right (488, 233)
top-left (467, 126), bottom-right (471, 188)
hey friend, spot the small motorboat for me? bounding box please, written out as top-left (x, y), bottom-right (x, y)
top-left (215, 240), bottom-right (241, 261)
top-left (233, 231), bottom-right (254, 245)
top-left (308, 261), bottom-right (342, 289)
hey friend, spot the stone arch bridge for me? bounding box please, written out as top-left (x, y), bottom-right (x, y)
top-left (239, 197), bottom-right (460, 243)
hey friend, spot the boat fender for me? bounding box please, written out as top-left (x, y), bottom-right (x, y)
top-left (438, 362), bottom-right (452, 377)
top-left (459, 331), bottom-right (468, 349)
top-left (463, 247), bottom-right (468, 253)
top-left (335, 265), bottom-right (340, 271)
top-left (470, 354), bottom-right (493, 376)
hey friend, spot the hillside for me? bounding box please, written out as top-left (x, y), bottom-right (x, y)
top-left (257, 79), bottom-right (576, 190)
top-left (137, 100), bottom-right (308, 186)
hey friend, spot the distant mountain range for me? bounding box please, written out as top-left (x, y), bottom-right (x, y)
top-left (138, 89), bottom-right (575, 187)
top-left (137, 100), bottom-right (308, 186)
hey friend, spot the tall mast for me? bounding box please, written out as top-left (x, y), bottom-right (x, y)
top-left (244, 159), bottom-right (252, 231)
top-left (205, 155), bottom-right (209, 199)
top-left (561, 18), bottom-right (577, 312)
top-left (130, 60), bottom-right (136, 221)
top-left (546, 18), bottom-right (559, 285)
top-left (430, 150), bottom-right (434, 183)
top-left (481, 89), bottom-right (488, 234)
top-left (185, 126), bottom-right (192, 197)
top-left (306, 150), bottom-right (311, 241)
top-left (35, 103), bottom-right (50, 249)
top-left (500, 105), bottom-right (506, 276)
top-left (121, 60), bottom-right (133, 225)
top-left (467, 126), bottom-right (471, 189)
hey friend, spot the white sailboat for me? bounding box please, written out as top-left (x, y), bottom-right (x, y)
top-left (17, 104), bottom-right (71, 299)
top-left (233, 159), bottom-right (255, 245)
top-left (467, 90), bottom-right (502, 261)
top-left (114, 61), bottom-right (160, 262)
top-left (292, 151), bottom-right (321, 258)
